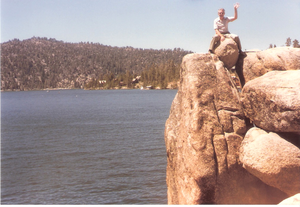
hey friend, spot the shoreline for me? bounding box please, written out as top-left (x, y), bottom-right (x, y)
top-left (1, 87), bottom-right (178, 92)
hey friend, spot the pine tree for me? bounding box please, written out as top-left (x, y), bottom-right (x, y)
top-left (286, 37), bottom-right (292, 47)
top-left (293, 39), bottom-right (300, 48)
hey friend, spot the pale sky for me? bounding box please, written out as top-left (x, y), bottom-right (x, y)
top-left (1, 0), bottom-right (300, 53)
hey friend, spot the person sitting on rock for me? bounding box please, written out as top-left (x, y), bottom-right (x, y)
top-left (209, 3), bottom-right (242, 53)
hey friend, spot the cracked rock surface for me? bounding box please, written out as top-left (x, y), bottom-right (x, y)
top-left (164, 53), bottom-right (288, 204)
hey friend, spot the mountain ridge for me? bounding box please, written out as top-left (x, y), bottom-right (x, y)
top-left (1, 37), bottom-right (193, 91)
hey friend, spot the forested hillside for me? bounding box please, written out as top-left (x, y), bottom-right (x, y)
top-left (1, 37), bottom-right (193, 91)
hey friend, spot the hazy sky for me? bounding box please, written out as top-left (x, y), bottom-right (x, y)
top-left (1, 0), bottom-right (300, 53)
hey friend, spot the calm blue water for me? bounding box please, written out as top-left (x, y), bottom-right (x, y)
top-left (1, 89), bottom-right (177, 204)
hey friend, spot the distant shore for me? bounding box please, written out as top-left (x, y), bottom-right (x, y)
top-left (1, 87), bottom-right (178, 92)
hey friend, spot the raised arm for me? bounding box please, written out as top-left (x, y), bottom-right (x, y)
top-left (230, 3), bottom-right (239, 22)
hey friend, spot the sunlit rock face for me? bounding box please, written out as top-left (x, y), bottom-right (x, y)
top-left (164, 53), bottom-right (288, 204)
top-left (214, 38), bottom-right (239, 69)
top-left (240, 127), bottom-right (300, 196)
top-left (241, 70), bottom-right (300, 133)
top-left (236, 47), bottom-right (300, 85)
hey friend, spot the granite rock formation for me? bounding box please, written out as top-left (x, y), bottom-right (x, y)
top-left (241, 70), bottom-right (300, 132)
top-left (214, 38), bottom-right (239, 69)
top-left (240, 127), bottom-right (300, 196)
top-left (236, 47), bottom-right (300, 85)
top-left (165, 45), bottom-right (300, 204)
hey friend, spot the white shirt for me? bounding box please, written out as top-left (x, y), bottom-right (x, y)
top-left (214, 17), bottom-right (234, 34)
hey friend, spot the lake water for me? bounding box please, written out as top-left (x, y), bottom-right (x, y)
top-left (1, 89), bottom-right (177, 204)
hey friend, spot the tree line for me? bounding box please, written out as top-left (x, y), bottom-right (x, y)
top-left (1, 37), bottom-right (192, 91)
top-left (269, 37), bottom-right (300, 48)
top-left (84, 59), bottom-right (180, 90)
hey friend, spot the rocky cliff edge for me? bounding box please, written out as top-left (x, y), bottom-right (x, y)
top-left (164, 40), bottom-right (300, 204)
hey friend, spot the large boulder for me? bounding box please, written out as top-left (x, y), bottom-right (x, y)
top-left (165, 53), bottom-right (287, 204)
top-left (214, 38), bottom-right (239, 69)
top-left (239, 127), bottom-right (300, 196)
top-left (236, 47), bottom-right (300, 85)
top-left (241, 70), bottom-right (300, 133)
